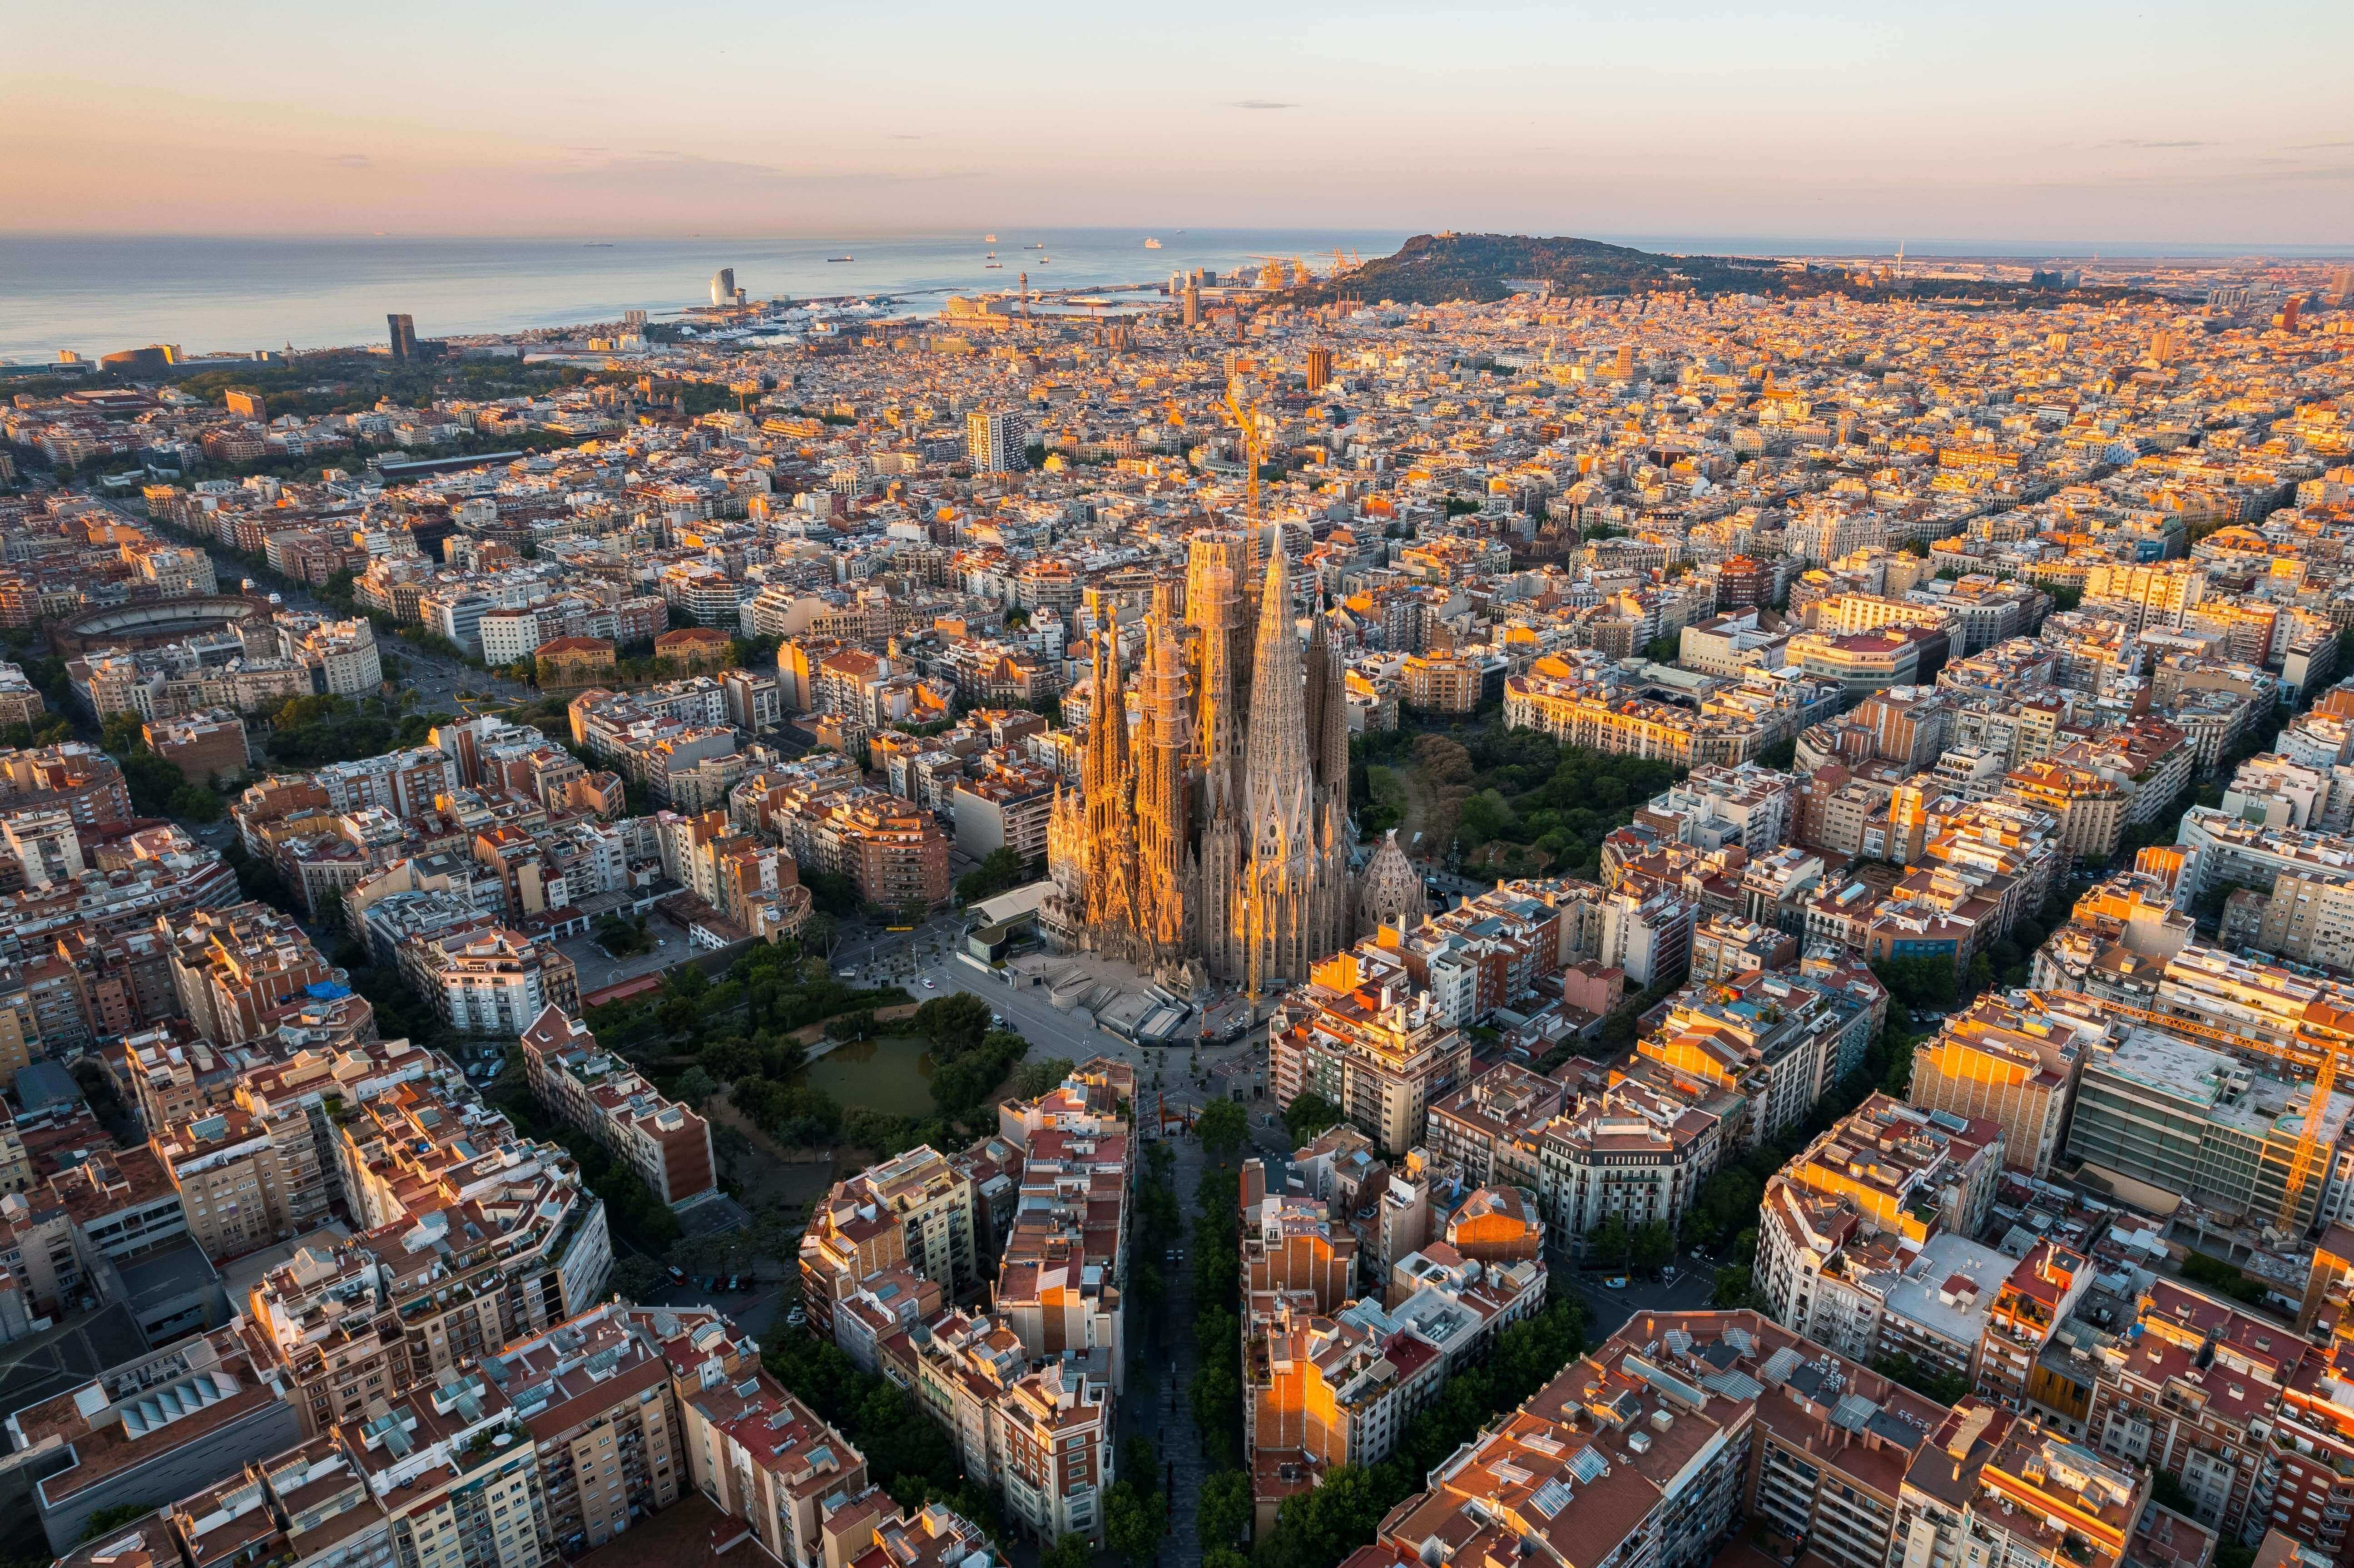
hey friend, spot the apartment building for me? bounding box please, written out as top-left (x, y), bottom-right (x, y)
top-left (679, 1369), bottom-right (871, 1568)
top-left (800, 1144), bottom-right (980, 1339)
top-left (1536, 1075), bottom-right (1725, 1254)
top-left (1269, 958), bottom-right (1472, 1157)
top-left (150, 1102), bottom-right (329, 1261)
top-left (1348, 1310), bottom-right (1957, 1568)
top-left (1241, 1181), bottom-right (1362, 1311)
top-left (1637, 965), bottom-right (1876, 1148)
top-left (517, 1006), bottom-right (716, 1209)
top-left (337, 1371), bottom-right (551, 1568)
top-left (1891, 1401), bottom-right (2153, 1568)
top-left (165, 901), bottom-right (342, 1049)
top-left (1908, 994), bottom-right (2105, 1177)
top-left (1424, 1063), bottom-right (1564, 1188)
top-left (398, 926), bottom-right (578, 1037)
top-left (1757, 1095), bottom-right (2006, 1354)
top-left (479, 1302), bottom-right (687, 1558)
top-left (996, 1356), bottom-right (1115, 1543)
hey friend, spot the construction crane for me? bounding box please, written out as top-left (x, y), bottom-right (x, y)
top-left (2036, 990), bottom-right (2339, 1232)
top-left (1224, 380), bottom-right (1267, 523)
top-left (1246, 254), bottom-right (1308, 289)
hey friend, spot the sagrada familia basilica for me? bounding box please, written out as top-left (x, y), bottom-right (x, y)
top-left (1043, 529), bottom-right (1420, 998)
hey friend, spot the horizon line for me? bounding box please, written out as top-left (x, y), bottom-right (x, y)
top-left (5, 227), bottom-right (2353, 257)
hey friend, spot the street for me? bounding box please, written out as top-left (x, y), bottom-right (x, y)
top-left (1560, 1253), bottom-right (1723, 1344)
top-left (871, 932), bottom-right (1270, 1123)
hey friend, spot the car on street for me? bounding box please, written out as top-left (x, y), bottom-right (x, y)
top-left (785, 1306), bottom-right (806, 1328)
top-left (666, 1266), bottom-right (685, 1282)
top-left (1604, 1276), bottom-right (1629, 1290)
top-left (923, 978), bottom-right (937, 989)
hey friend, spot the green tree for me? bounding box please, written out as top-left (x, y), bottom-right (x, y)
top-left (1104, 1480), bottom-right (1167, 1568)
top-left (1195, 1098), bottom-right (1249, 1163)
top-left (955, 846), bottom-right (1031, 905)
top-left (610, 1256), bottom-right (667, 1301)
top-left (1587, 1214), bottom-right (1631, 1269)
top-left (1197, 1469), bottom-right (1252, 1553)
top-left (674, 1066), bottom-right (718, 1107)
top-left (1282, 1092), bottom-right (1344, 1144)
top-left (1121, 1436), bottom-right (1159, 1497)
top-left (1041, 1537), bottom-right (1095, 1568)
top-left (80, 1504), bottom-right (156, 1543)
top-left (1013, 1056), bottom-right (1076, 1098)
top-left (913, 993), bottom-right (992, 1057)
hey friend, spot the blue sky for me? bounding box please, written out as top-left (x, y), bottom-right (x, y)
top-left (6, 0), bottom-right (2350, 241)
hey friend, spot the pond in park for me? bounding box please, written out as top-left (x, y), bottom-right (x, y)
top-left (794, 1036), bottom-right (937, 1118)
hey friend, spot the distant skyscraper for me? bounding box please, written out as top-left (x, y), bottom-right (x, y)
top-left (1182, 282), bottom-right (1200, 328)
top-left (2332, 267), bottom-right (2354, 304)
top-left (386, 313), bottom-right (417, 361)
top-left (710, 268), bottom-right (735, 308)
top-left (623, 308), bottom-right (648, 331)
top-left (1304, 346), bottom-right (1332, 392)
top-left (966, 409), bottom-right (1025, 473)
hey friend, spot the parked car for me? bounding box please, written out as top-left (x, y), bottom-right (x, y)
top-left (785, 1306), bottom-right (807, 1328)
top-left (923, 978), bottom-right (937, 989)
top-left (1604, 1276), bottom-right (1629, 1290)
top-left (666, 1266), bottom-right (685, 1282)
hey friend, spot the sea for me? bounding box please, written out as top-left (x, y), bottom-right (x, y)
top-left (5, 228), bottom-right (2346, 366)
top-left (0, 229), bottom-right (1406, 364)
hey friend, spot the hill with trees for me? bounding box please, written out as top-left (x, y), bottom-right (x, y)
top-left (1289, 232), bottom-right (2159, 308)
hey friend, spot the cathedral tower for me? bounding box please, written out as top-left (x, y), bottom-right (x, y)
top-left (1239, 546), bottom-right (1319, 999)
top-left (1134, 583), bottom-right (1192, 960)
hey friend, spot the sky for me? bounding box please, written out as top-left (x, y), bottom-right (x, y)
top-left (7, 0), bottom-right (2352, 245)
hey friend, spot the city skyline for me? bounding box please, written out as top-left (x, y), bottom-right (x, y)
top-left (6, 0), bottom-right (2352, 243)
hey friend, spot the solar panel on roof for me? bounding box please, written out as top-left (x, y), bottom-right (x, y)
top-left (1663, 1329), bottom-right (1693, 1355)
top-left (1530, 1479), bottom-right (1574, 1518)
top-left (1830, 1393), bottom-right (1878, 1431)
top-left (1704, 1370), bottom-right (1764, 1400)
top-left (1759, 1346), bottom-right (1802, 1384)
top-left (1569, 1447), bottom-right (1610, 1484)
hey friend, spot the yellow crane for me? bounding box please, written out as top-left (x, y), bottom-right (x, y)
top-left (1224, 380), bottom-right (1266, 523)
top-left (1245, 254), bottom-right (1309, 289)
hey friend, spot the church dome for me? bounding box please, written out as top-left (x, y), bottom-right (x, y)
top-left (1357, 829), bottom-right (1428, 938)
